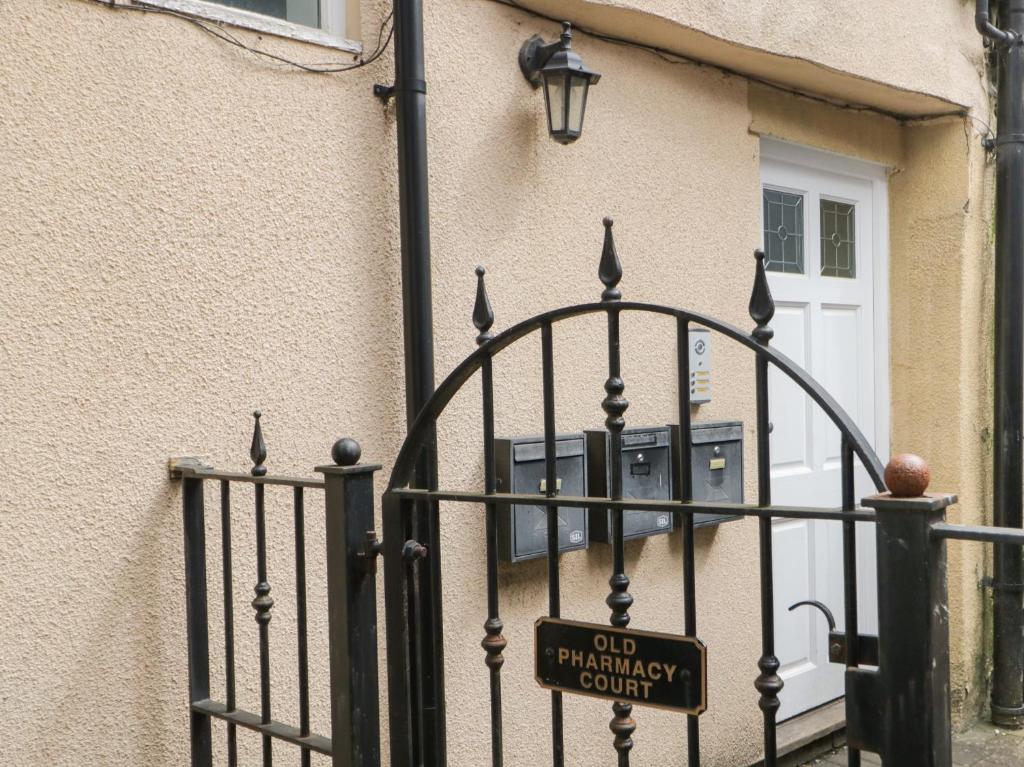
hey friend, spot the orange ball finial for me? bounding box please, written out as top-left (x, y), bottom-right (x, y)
top-left (884, 454), bottom-right (931, 498)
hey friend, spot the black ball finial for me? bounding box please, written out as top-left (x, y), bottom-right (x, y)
top-left (332, 437), bottom-right (362, 467)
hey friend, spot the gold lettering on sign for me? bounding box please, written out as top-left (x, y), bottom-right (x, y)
top-left (551, 631), bottom-right (685, 702)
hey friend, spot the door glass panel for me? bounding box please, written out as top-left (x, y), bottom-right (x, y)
top-left (545, 75), bottom-right (567, 133)
top-left (763, 189), bottom-right (805, 274)
top-left (567, 76), bottom-right (589, 134)
top-left (820, 200), bottom-right (856, 278)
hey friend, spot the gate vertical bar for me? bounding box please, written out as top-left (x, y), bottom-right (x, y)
top-left (599, 219), bottom-right (635, 766)
top-left (840, 439), bottom-right (860, 767)
top-left (863, 492), bottom-right (955, 766)
top-left (676, 317), bottom-right (700, 767)
top-left (294, 487), bottom-right (312, 767)
top-left (318, 442), bottom-right (383, 767)
top-left (475, 267), bottom-right (506, 767)
top-left (183, 474), bottom-right (213, 767)
top-left (541, 320), bottom-right (565, 767)
top-left (250, 413), bottom-right (274, 767)
top-left (220, 480), bottom-right (238, 767)
top-left (750, 250), bottom-right (782, 767)
top-left (384, 494), bottom-right (418, 767)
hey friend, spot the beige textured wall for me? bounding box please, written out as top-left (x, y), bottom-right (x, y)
top-left (0, 0), bottom-right (992, 765)
top-left (888, 118), bottom-right (995, 723)
top-left (517, 0), bottom-right (986, 115)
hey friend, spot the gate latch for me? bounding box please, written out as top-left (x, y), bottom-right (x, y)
top-left (356, 531), bottom-right (383, 576)
top-left (356, 534), bottom-right (427, 574)
top-left (789, 600), bottom-right (880, 666)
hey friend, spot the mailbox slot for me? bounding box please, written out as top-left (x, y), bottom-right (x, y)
top-left (587, 427), bottom-right (675, 543)
top-left (494, 434), bottom-right (588, 563)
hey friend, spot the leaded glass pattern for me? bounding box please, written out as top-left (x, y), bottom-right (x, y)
top-left (762, 189), bottom-right (805, 274)
top-left (820, 200), bottom-right (856, 278)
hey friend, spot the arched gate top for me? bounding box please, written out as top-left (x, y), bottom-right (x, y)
top-left (386, 219), bottom-right (886, 494)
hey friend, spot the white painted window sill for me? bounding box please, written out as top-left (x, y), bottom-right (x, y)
top-left (133, 0), bottom-right (362, 55)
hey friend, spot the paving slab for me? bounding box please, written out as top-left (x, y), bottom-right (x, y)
top-left (799, 723), bottom-right (1024, 767)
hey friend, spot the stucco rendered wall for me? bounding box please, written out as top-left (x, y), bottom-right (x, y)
top-left (0, 0), bottom-right (993, 765)
top-left (516, 0), bottom-right (986, 116)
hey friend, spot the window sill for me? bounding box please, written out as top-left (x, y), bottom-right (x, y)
top-left (134, 0), bottom-right (363, 55)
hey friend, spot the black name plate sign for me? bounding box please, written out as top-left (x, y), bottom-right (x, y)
top-left (534, 617), bottom-right (707, 714)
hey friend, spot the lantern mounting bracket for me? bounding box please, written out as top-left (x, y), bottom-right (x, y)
top-left (519, 29), bottom-right (570, 89)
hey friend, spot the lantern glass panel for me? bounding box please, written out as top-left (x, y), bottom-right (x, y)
top-left (544, 74), bottom-right (567, 133)
top-left (568, 75), bottom-right (589, 134)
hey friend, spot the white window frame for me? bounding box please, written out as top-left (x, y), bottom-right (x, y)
top-left (138, 0), bottom-right (362, 54)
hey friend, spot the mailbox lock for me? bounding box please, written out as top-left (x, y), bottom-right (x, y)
top-left (539, 478), bottom-right (563, 494)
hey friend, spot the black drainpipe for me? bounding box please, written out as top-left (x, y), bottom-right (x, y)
top-left (391, 0), bottom-right (447, 760)
top-left (978, 0), bottom-right (1024, 729)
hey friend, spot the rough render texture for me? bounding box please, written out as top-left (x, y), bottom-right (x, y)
top-left (516, 0), bottom-right (986, 115)
top-left (0, 0), bottom-right (994, 764)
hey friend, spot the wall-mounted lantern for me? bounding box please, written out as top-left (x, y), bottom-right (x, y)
top-left (518, 22), bottom-right (601, 144)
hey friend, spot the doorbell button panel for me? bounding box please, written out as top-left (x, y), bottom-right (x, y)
top-left (689, 328), bottom-right (711, 404)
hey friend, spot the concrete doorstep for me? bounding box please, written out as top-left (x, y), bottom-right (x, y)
top-left (799, 723), bottom-right (1024, 766)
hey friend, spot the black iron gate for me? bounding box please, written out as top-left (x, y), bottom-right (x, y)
top-left (176, 217), bottom-right (1024, 767)
top-left (378, 218), bottom-right (1022, 767)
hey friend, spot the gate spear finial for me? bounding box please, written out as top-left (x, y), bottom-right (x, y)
top-left (749, 249), bottom-right (775, 344)
top-left (599, 217), bottom-right (622, 302)
top-left (250, 410), bottom-right (267, 477)
top-left (473, 265), bottom-right (495, 346)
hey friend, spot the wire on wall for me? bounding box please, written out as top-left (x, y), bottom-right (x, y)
top-left (91, 0), bottom-right (988, 135)
top-left (90, 0), bottom-right (394, 74)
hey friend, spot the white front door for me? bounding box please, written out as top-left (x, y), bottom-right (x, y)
top-left (759, 139), bottom-right (889, 721)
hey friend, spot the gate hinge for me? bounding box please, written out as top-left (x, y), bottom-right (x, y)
top-left (356, 531), bottom-right (383, 576)
top-left (980, 575), bottom-right (1024, 593)
top-left (402, 540), bottom-right (428, 563)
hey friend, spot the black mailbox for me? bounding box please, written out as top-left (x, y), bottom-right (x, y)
top-left (587, 426), bottom-right (675, 543)
top-left (685, 420), bottom-right (744, 527)
top-left (494, 434), bottom-right (588, 563)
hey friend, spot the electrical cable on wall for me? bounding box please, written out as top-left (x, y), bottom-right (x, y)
top-left (90, 0), bottom-right (988, 137)
top-left (490, 0), bottom-right (977, 127)
top-left (90, 0), bottom-right (394, 73)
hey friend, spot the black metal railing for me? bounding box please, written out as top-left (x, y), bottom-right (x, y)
top-left (173, 216), bottom-right (1024, 767)
top-left (172, 419), bottom-right (382, 767)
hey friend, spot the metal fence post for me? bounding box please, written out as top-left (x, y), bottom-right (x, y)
top-left (182, 472), bottom-right (213, 767)
top-left (854, 491), bottom-right (956, 766)
top-left (317, 438), bottom-right (383, 767)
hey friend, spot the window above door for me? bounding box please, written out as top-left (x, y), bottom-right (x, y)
top-left (144, 0), bottom-right (359, 53)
